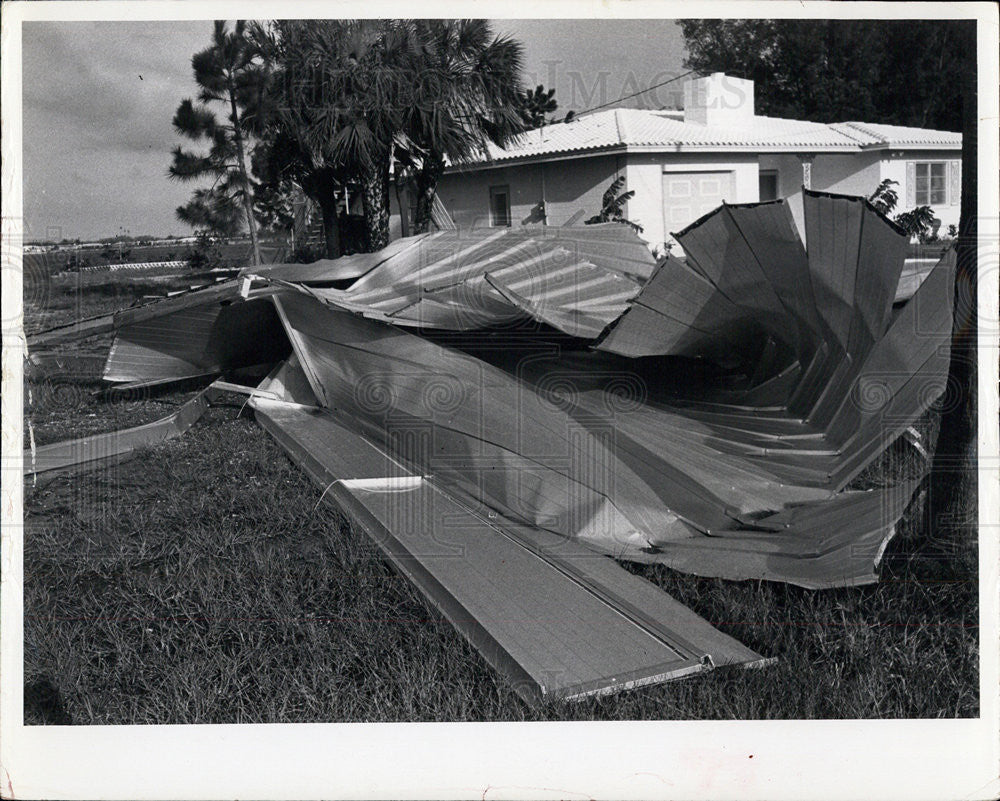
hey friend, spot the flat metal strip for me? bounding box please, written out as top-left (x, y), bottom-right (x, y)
top-left (24, 387), bottom-right (219, 477)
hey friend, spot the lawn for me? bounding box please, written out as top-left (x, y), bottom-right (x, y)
top-left (21, 271), bottom-right (980, 723)
top-left (22, 241), bottom-right (260, 274)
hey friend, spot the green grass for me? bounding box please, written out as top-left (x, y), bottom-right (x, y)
top-left (21, 275), bottom-right (979, 723)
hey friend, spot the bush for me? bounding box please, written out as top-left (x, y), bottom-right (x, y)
top-left (62, 252), bottom-right (90, 272)
top-left (290, 243), bottom-right (326, 264)
top-left (185, 231), bottom-right (224, 271)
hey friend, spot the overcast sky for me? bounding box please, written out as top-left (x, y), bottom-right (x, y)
top-left (21, 19), bottom-right (686, 241)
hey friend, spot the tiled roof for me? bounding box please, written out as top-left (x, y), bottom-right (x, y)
top-left (449, 109), bottom-right (961, 169)
top-left (829, 121), bottom-right (963, 148)
top-left (613, 108), bottom-right (860, 149)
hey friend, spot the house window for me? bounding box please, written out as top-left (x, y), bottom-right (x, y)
top-left (489, 185), bottom-right (511, 227)
top-left (915, 162), bottom-right (947, 205)
top-left (759, 171), bottom-right (778, 202)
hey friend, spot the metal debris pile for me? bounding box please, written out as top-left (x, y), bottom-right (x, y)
top-left (25, 190), bottom-right (954, 702)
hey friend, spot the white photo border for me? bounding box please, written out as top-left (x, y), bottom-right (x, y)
top-left (2, 2), bottom-right (997, 799)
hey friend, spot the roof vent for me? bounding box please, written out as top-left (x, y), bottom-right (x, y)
top-left (683, 73), bottom-right (755, 126)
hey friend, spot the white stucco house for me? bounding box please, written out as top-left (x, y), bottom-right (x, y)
top-left (428, 73), bottom-right (962, 251)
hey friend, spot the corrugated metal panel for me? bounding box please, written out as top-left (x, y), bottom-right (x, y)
top-left (273, 291), bottom-right (702, 547)
top-left (280, 226), bottom-right (653, 335)
top-left (252, 399), bottom-right (769, 703)
top-left (597, 253), bottom-right (756, 361)
top-left (244, 234), bottom-right (435, 284)
top-left (636, 480), bottom-right (919, 589)
top-left (103, 297), bottom-right (289, 383)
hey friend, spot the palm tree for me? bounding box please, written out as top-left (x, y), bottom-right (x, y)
top-left (404, 20), bottom-right (525, 234)
top-left (247, 22), bottom-right (340, 258)
top-left (253, 19), bottom-right (524, 251)
top-left (585, 177), bottom-right (643, 233)
top-left (169, 20), bottom-right (263, 265)
top-left (251, 116), bottom-right (349, 259)
top-left (264, 19), bottom-right (416, 253)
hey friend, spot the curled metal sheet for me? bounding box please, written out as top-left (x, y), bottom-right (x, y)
top-left (25, 190), bottom-right (956, 699)
top-left (58, 190), bottom-right (953, 588)
top-left (244, 189), bottom-right (952, 586)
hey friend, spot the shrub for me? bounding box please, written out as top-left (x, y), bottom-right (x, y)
top-left (290, 243), bottom-right (326, 264)
top-left (185, 231), bottom-right (224, 271)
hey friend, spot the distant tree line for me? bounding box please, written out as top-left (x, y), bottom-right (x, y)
top-left (680, 19), bottom-right (969, 131)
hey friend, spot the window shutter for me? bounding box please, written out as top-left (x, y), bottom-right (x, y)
top-left (905, 162), bottom-right (916, 207)
top-left (950, 160), bottom-right (961, 205)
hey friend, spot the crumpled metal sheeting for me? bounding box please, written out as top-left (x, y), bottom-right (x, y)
top-left (266, 289), bottom-right (923, 584)
top-left (273, 291), bottom-right (698, 553)
top-left (804, 191), bottom-right (907, 355)
top-left (261, 224), bottom-right (655, 332)
top-left (243, 192), bottom-right (951, 587)
top-left (692, 251), bottom-right (954, 490)
top-left (242, 233), bottom-right (437, 284)
top-left (102, 293), bottom-right (290, 384)
top-left (56, 191), bottom-right (950, 589)
top-left (464, 345), bottom-right (836, 517)
top-left (671, 204), bottom-right (798, 344)
top-left (243, 224), bottom-right (657, 291)
top-left (595, 251), bottom-right (772, 365)
top-left (625, 481), bottom-right (917, 590)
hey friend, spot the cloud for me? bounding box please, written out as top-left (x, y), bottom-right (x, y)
top-left (22, 20), bottom-right (220, 238)
top-left (21, 18), bottom-right (686, 240)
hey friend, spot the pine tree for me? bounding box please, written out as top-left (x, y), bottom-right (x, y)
top-left (169, 20), bottom-right (263, 264)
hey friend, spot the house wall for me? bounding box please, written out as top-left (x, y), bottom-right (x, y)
top-left (880, 150), bottom-right (962, 233)
top-left (433, 146), bottom-right (962, 251)
top-left (758, 152), bottom-right (883, 238)
top-left (758, 149), bottom-right (961, 239)
top-left (437, 154), bottom-right (624, 231)
top-left (625, 152), bottom-right (760, 251)
top-left (812, 151), bottom-right (885, 197)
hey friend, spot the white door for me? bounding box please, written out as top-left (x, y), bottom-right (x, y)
top-left (661, 171), bottom-right (733, 235)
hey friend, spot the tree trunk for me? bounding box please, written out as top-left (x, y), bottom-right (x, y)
top-left (361, 154), bottom-right (391, 252)
top-left (303, 168), bottom-right (342, 260)
top-left (412, 152), bottom-right (446, 235)
top-left (228, 80), bottom-right (262, 267)
top-left (317, 191), bottom-right (341, 260)
top-left (394, 177), bottom-right (411, 238)
top-left (928, 22), bottom-right (977, 555)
